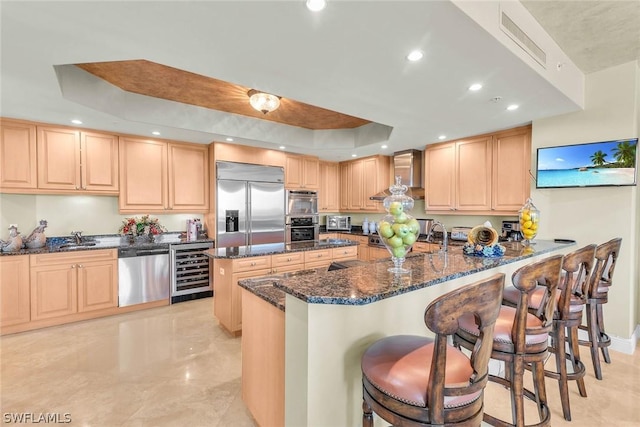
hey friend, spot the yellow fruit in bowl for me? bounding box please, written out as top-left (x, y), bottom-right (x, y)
top-left (522, 220), bottom-right (533, 229)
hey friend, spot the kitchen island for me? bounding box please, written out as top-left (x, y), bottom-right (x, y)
top-left (238, 240), bottom-right (575, 427)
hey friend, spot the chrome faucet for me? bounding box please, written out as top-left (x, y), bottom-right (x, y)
top-left (70, 231), bottom-right (83, 244)
top-left (427, 221), bottom-right (448, 253)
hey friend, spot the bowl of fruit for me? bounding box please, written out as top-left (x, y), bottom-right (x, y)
top-left (377, 177), bottom-right (420, 273)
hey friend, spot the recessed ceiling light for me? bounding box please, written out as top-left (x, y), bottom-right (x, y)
top-left (381, 144), bottom-right (388, 149)
top-left (152, 131), bottom-right (161, 136)
top-left (306, 0), bottom-right (326, 12)
top-left (507, 104), bottom-right (519, 111)
top-left (351, 154), bottom-right (357, 158)
top-left (406, 50), bottom-right (423, 62)
top-left (469, 83), bottom-right (483, 91)
top-left (279, 146), bottom-right (286, 150)
top-left (438, 135), bottom-right (446, 140)
top-left (71, 119), bottom-right (82, 125)
top-left (226, 137), bottom-right (234, 142)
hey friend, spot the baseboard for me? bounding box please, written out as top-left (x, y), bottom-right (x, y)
top-left (578, 324), bottom-right (639, 355)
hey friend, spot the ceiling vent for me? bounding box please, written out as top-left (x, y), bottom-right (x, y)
top-left (370, 149), bottom-right (424, 200)
top-left (500, 10), bottom-right (547, 68)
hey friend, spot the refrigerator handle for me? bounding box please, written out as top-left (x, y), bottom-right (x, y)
top-left (246, 185), bottom-right (251, 246)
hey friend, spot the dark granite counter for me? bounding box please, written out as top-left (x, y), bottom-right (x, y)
top-left (238, 240), bottom-right (574, 310)
top-left (204, 238), bottom-right (358, 259)
top-left (0, 232), bottom-right (214, 256)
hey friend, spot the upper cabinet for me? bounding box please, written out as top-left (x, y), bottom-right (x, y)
top-left (0, 119), bottom-right (37, 190)
top-left (285, 154), bottom-right (319, 190)
top-left (214, 142), bottom-right (285, 167)
top-left (319, 161), bottom-right (340, 212)
top-left (37, 127), bottom-right (119, 193)
top-left (119, 137), bottom-right (209, 213)
top-left (339, 155), bottom-right (390, 212)
top-left (424, 125), bottom-right (531, 215)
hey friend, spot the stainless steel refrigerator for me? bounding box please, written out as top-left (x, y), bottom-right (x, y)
top-left (216, 161), bottom-right (285, 248)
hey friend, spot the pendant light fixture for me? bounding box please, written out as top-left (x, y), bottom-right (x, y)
top-left (247, 89), bottom-right (281, 114)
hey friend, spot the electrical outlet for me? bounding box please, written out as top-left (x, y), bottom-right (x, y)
top-left (219, 267), bottom-right (225, 275)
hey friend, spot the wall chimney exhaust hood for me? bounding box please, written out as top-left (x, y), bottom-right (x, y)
top-left (370, 149), bottom-right (424, 200)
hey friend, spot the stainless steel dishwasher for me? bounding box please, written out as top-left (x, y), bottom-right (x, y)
top-left (118, 246), bottom-right (170, 307)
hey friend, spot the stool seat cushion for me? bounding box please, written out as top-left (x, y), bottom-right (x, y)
top-left (362, 335), bottom-right (480, 408)
top-left (503, 286), bottom-right (584, 313)
top-left (458, 306), bottom-right (548, 346)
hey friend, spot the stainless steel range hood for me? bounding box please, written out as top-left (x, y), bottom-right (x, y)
top-left (370, 149), bottom-right (424, 200)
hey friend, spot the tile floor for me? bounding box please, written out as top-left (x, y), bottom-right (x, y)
top-left (1, 298), bottom-right (638, 426)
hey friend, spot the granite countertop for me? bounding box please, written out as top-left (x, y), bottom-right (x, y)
top-left (238, 240), bottom-right (574, 311)
top-left (323, 227), bottom-right (466, 246)
top-left (0, 232), bottom-right (214, 256)
top-left (204, 238), bottom-right (359, 259)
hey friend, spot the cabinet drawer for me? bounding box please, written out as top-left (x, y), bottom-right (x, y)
top-left (272, 252), bottom-right (304, 268)
top-left (332, 246), bottom-right (358, 260)
top-left (304, 249), bottom-right (331, 263)
top-left (233, 256), bottom-right (271, 273)
top-left (412, 242), bottom-right (438, 253)
top-left (30, 249), bottom-right (116, 266)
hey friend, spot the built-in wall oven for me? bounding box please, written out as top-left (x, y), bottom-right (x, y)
top-left (286, 216), bottom-right (319, 243)
top-left (286, 190), bottom-right (318, 216)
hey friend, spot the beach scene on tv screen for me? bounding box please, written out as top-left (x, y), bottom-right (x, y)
top-left (537, 139), bottom-right (637, 188)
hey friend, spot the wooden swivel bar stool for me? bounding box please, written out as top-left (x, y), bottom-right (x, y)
top-left (502, 245), bottom-right (596, 421)
top-left (579, 237), bottom-right (622, 380)
top-left (454, 255), bottom-right (563, 427)
top-left (361, 273), bottom-right (504, 427)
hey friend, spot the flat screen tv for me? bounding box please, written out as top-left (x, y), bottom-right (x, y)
top-left (536, 138), bottom-right (638, 189)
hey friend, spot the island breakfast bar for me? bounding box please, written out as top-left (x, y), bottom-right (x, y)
top-left (238, 240), bottom-right (574, 427)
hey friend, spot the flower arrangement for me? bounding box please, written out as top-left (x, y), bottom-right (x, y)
top-left (118, 215), bottom-right (166, 236)
top-left (463, 242), bottom-right (506, 258)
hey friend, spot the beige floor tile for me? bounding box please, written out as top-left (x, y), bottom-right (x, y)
top-left (1, 298), bottom-right (638, 426)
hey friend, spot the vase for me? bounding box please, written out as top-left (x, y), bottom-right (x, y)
top-left (519, 198), bottom-right (540, 246)
top-left (377, 176), bottom-right (420, 274)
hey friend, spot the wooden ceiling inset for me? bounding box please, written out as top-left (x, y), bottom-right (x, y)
top-left (75, 59), bottom-right (371, 130)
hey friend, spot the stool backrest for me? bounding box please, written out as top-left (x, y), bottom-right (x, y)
top-left (510, 254), bottom-right (563, 352)
top-left (558, 244), bottom-right (596, 317)
top-left (423, 273), bottom-right (504, 418)
top-left (585, 238), bottom-right (622, 298)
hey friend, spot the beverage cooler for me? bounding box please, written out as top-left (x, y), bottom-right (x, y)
top-left (170, 242), bottom-right (214, 303)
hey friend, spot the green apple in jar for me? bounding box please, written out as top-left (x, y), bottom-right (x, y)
top-left (391, 223), bottom-right (410, 238)
top-left (378, 221), bottom-right (394, 238)
top-left (389, 201), bottom-right (404, 216)
top-left (386, 235), bottom-right (404, 248)
top-left (402, 232), bottom-right (417, 245)
top-left (391, 246), bottom-right (407, 258)
top-left (406, 218), bottom-right (420, 235)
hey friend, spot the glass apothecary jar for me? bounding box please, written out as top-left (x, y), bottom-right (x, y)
top-left (518, 197), bottom-right (540, 245)
top-left (378, 176), bottom-right (420, 273)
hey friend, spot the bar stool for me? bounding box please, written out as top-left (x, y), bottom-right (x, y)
top-left (502, 245), bottom-right (596, 421)
top-left (579, 237), bottom-right (622, 380)
top-left (361, 273), bottom-right (504, 427)
top-left (454, 255), bottom-right (563, 427)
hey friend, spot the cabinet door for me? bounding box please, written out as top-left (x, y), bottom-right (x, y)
top-left (363, 157), bottom-right (383, 211)
top-left (119, 137), bottom-right (168, 212)
top-left (82, 131), bottom-right (119, 192)
top-left (231, 269), bottom-right (271, 333)
top-left (424, 143), bottom-right (456, 211)
top-left (0, 256), bottom-right (30, 327)
top-left (492, 128), bottom-right (531, 211)
top-left (302, 156), bottom-right (319, 189)
top-left (77, 260), bottom-right (118, 312)
top-left (37, 126), bottom-right (81, 190)
top-left (339, 162), bottom-right (350, 210)
top-left (0, 119), bottom-right (37, 190)
top-left (30, 263), bottom-right (77, 320)
top-left (348, 160), bottom-right (365, 210)
top-left (168, 143), bottom-right (209, 212)
top-left (369, 247), bottom-right (391, 260)
top-left (319, 161), bottom-right (340, 211)
top-left (284, 154), bottom-right (303, 189)
top-left (456, 136), bottom-right (492, 211)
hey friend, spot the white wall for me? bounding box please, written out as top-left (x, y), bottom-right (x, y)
top-left (0, 194), bottom-right (203, 238)
top-left (531, 61), bottom-right (639, 343)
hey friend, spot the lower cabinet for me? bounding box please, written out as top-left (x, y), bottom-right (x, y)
top-left (213, 246), bottom-right (358, 335)
top-left (30, 250), bottom-right (118, 321)
top-left (338, 233), bottom-right (369, 261)
top-left (0, 256), bottom-right (31, 327)
top-left (412, 242), bottom-right (440, 253)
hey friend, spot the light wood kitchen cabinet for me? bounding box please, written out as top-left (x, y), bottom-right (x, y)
top-left (319, 161), bottom-right (340, 211)
top-left (424, 125), bottom-right (531, 215)
top-left (37, 126), bottom-right (119, 193)
top-left (285, 154), bottom-right (319, 190)
top-left (0, 256), bottom-right (31, 327)
top-left (271, 252), bottom-right (305, 274)
top-left (29, 249), bottom-right (117, 321)
top-left (369, 246), bottom-right (391, 260)
top-left (339, 233), bottom-right (369, 261)
top-left (0, 119), bottom-right (37, 191)
top-left (331, 245), bottom-right (358, 260)
top-left (339, 155), bottom-right (390, 212)
top-left (213, 142), bottom-right (285, 167)
top-left (119, 137), bottom-right (209, 213)
top-left (304, 248), bottom-right (333, 269)
top-left (412, 242), bottom-right (440, 253)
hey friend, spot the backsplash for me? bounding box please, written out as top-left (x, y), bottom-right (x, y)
top-left (0, 194), bottom-right (204, 237)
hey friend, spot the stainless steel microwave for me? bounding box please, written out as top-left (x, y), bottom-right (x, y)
top-left (326, 215), bottom-right (352, 231)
